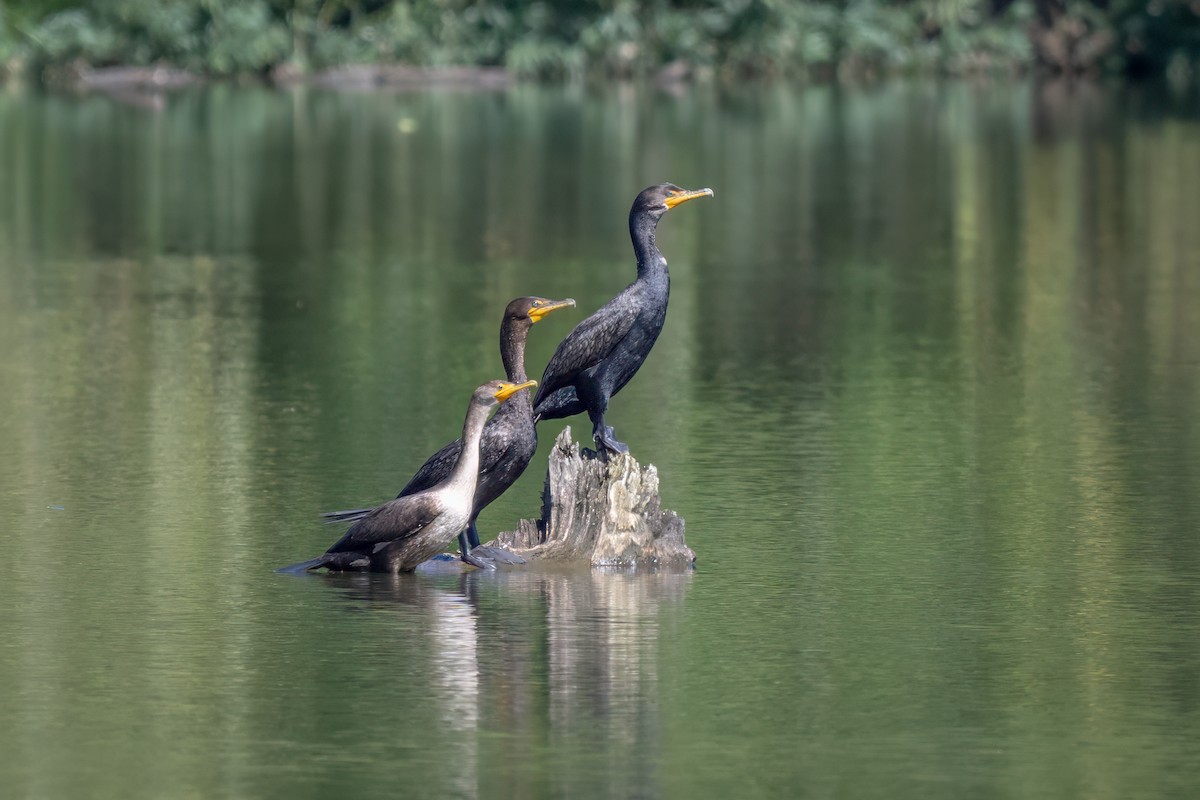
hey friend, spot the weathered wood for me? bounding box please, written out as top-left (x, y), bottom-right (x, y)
top-left (487, 427), bottom-right (695, 568)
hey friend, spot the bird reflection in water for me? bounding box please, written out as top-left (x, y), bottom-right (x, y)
top-left (318, 573), bottom-right (483, 796)
top-left (322, 568), bottom-right (691, 796)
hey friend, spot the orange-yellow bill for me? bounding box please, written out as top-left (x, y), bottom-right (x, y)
top-left (494, 379), bottom-right (537, 402)
top-left (664, 187), bottom-right (714, 209)
top-left (528, 298), bottom-right (576, 323)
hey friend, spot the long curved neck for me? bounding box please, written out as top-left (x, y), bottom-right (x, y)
top-left (630, 210), bottom-right (666, 281)
top-left (499, 320), bottom-right (530, 383)
top-left (499, 321), bottom-right (533, 417)
top-left (447, 400), bottom-right (492, 490)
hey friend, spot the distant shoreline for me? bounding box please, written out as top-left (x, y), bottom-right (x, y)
top-left (22, 63), bottom-right (521, 93)
top-left (5, 60), bottom-right (1046, 100)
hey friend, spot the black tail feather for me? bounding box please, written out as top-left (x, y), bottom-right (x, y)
top-left (321, 507), bottom-right (373, 524)
top-left (533, 387), bottom-right (583, 423)
top-left (275, 556), bottom-right (329, 574)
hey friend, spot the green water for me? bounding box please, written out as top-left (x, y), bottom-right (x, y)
top-left (1, 81), bottom-right (1199, 799)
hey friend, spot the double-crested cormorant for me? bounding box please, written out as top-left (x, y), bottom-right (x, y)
top-left (533, 183), bottom-right (713, 453)
top-left (322, 296), bottom-right (576, 568)
top-left (281, 379), bottom-right (537, 574)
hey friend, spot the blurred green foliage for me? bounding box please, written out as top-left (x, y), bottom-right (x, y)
top-left (0, 0), bottom-right (1196, 79)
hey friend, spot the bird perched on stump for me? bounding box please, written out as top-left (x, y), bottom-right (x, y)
top-left (533, 183), bottom-right (713, 454)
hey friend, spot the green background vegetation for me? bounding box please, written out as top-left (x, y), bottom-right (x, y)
top-left (0, 0), bottom-right (1198, 81)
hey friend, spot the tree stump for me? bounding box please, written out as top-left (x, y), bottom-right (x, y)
top-left (486, 427), bottom-right (695, 568)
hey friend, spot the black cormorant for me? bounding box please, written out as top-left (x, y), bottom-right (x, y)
top-left (281, 379), bottom-right (537, 574)
top-left (322, 296), bottom-right (576, 568)
top-left (533, 183), bottom-right (713, 453)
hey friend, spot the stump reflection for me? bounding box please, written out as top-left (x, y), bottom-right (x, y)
top-left (325, 568), bottom-right (691, 795)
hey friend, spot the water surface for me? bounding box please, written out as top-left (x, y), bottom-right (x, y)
top-left (1, 81), bottom-right (1199, 798)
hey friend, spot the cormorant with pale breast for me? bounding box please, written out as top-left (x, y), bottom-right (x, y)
top-left (281, 378), bottom-right (537, 574)
top-left (533, 183), bottom-right (713, 454)
top-left (321, 296), bottom-right (576, 568)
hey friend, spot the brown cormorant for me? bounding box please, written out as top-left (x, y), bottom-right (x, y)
top-left (321, 297), bottom-right (576, 568)
top-left (281, 379), bottom-right (537, 574)
top-left (533, 184), bottom-right (713, 453)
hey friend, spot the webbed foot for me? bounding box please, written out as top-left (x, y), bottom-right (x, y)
top-left (467, 545), bottom-right (526, 566)
top-left (594, 425), bottom-right (630, 455)
top-left (461, 548), bottom-right (498, 571)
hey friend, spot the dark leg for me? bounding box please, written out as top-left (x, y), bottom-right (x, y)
top-left (462, 521), bottom-right (526, 566)
top-left (590, 412), bottom-right (630, 455)
top-left (580, 380), bottom-right (629, 455)
top-left (458, 529), bottom-right (496, 570)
